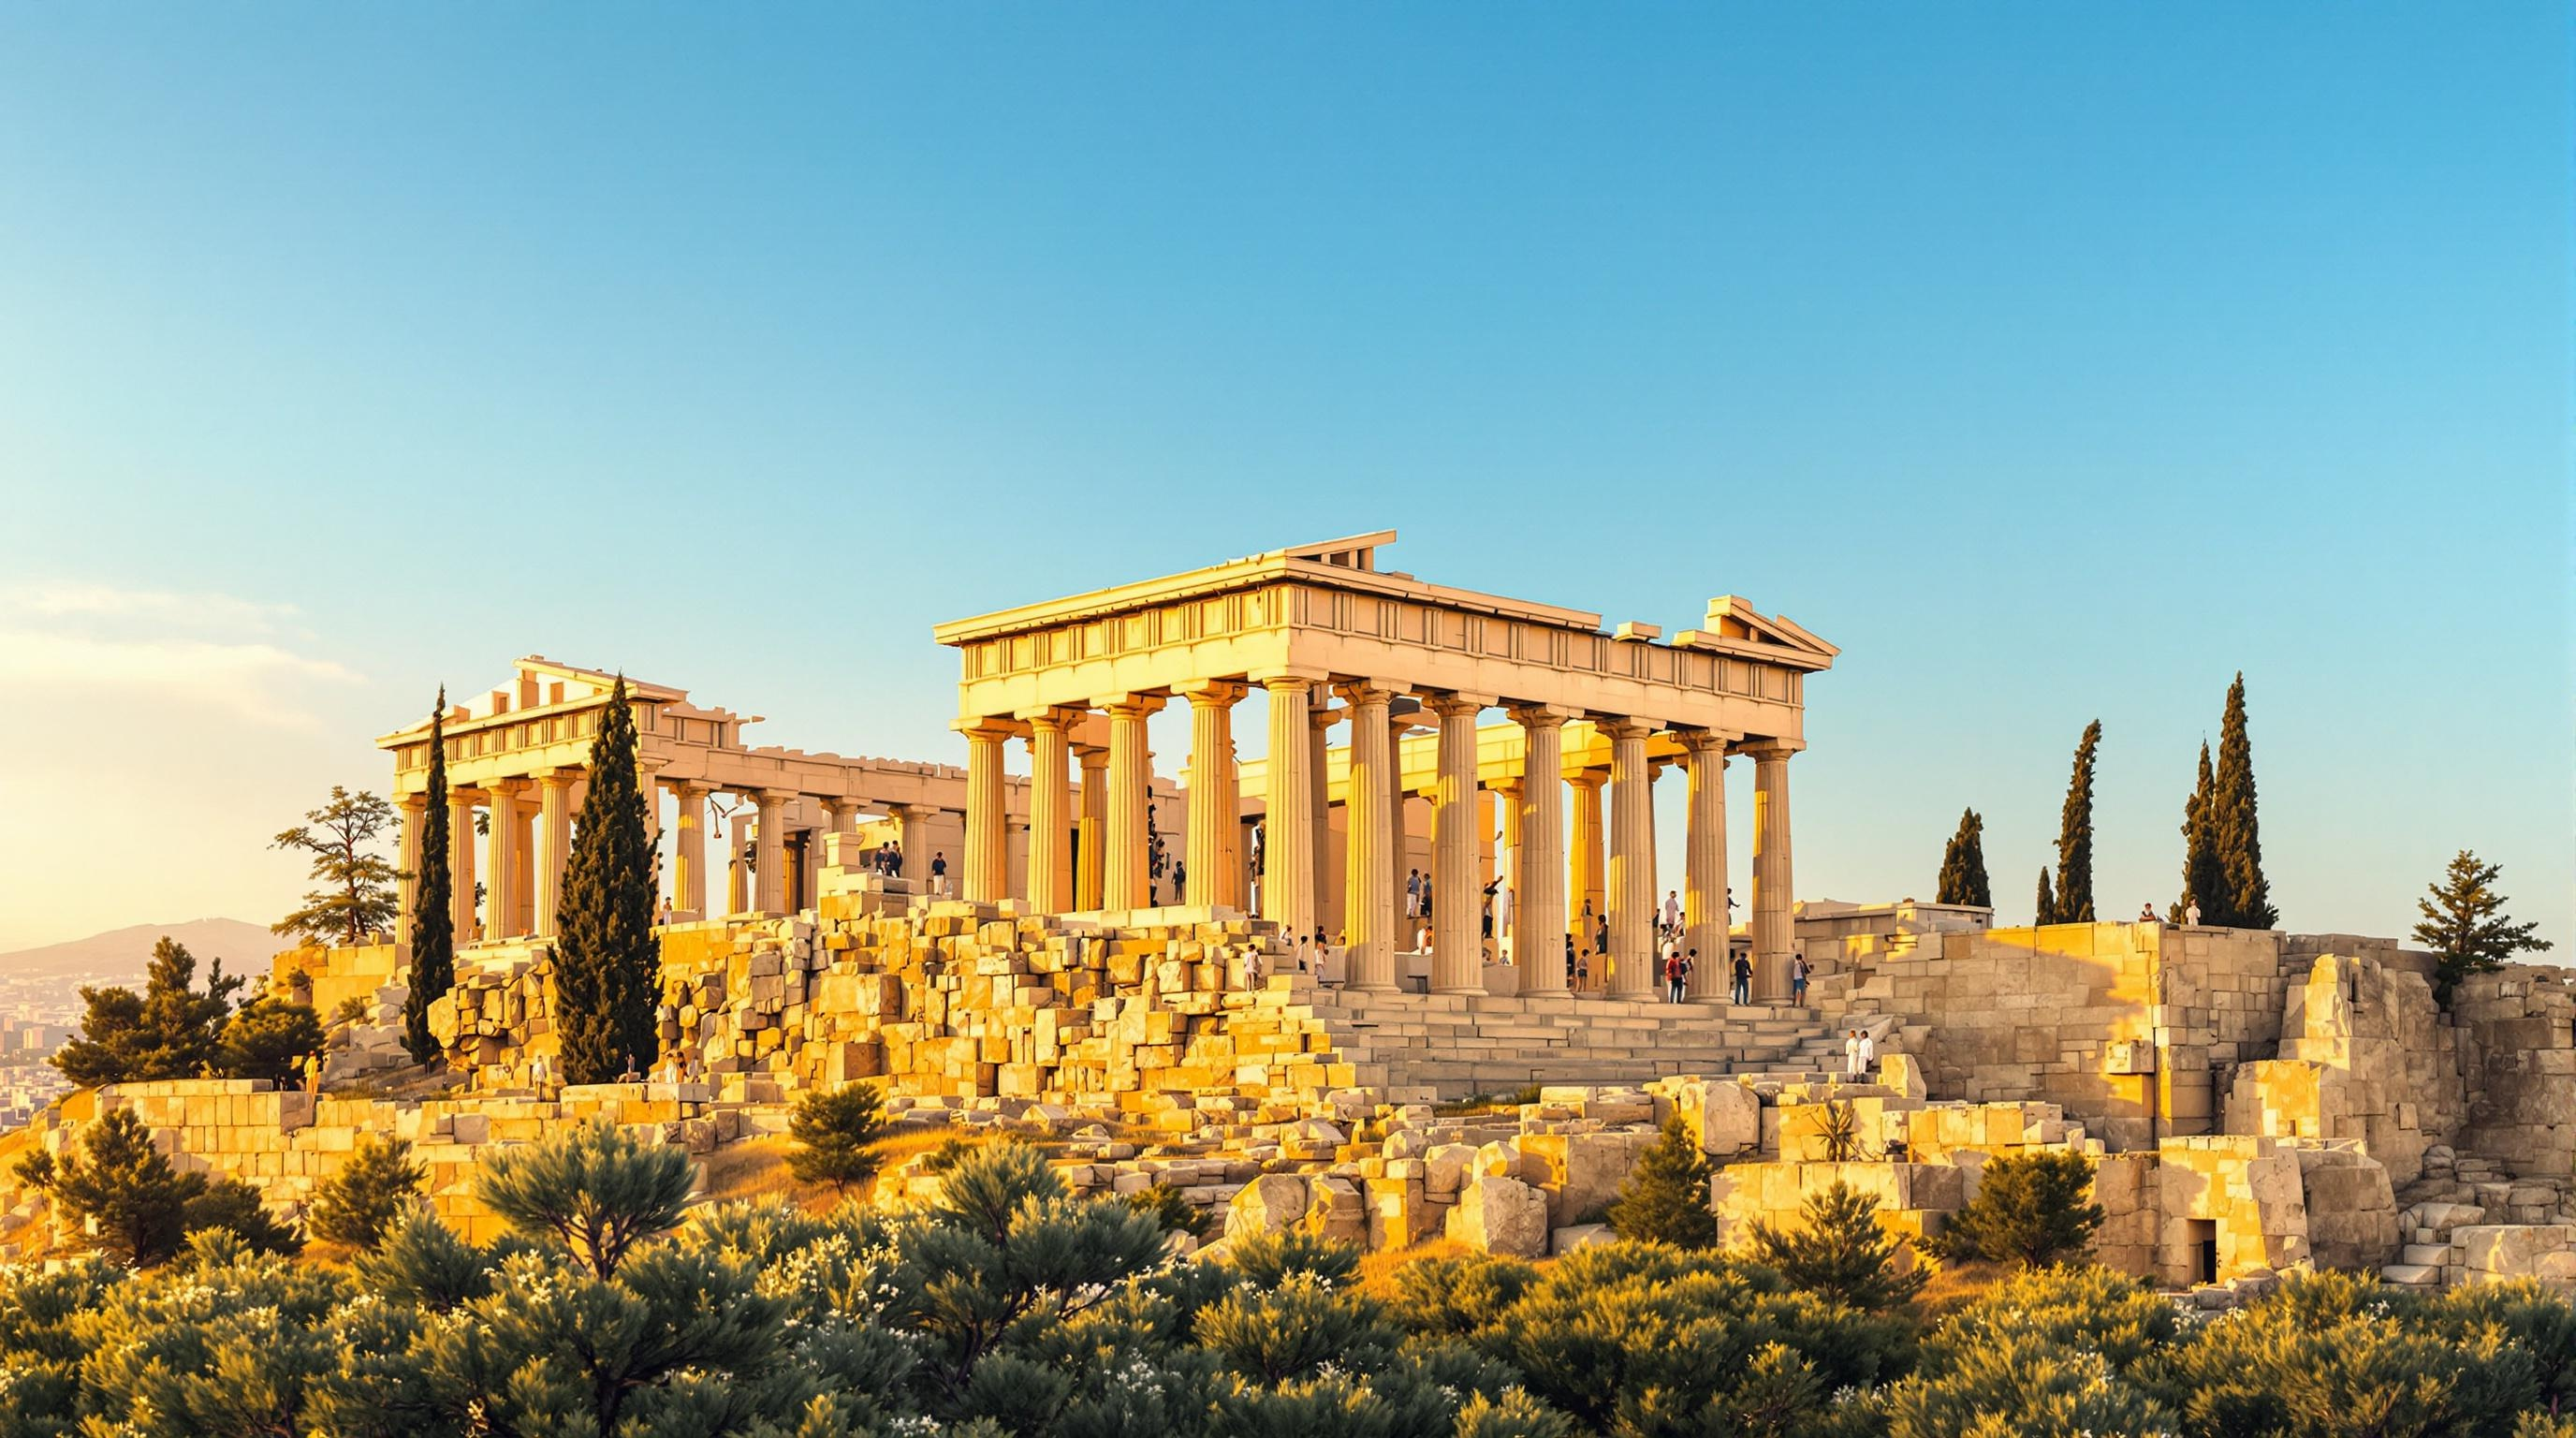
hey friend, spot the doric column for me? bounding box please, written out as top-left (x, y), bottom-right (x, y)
top-left (1336, 682), bottom-right (1398, 990)
top-left (396, 795), bottom-right (426, 929)
top-left (671, 783), bottom-right (709, 918)
top-left (1681, 732), bottom-right (1733, 999)
top-left (1103, 696), bottom-right (1164, 909)
top-left (1184, 682), bottom-right (1245, 908)
top-left (754, 791), bottom-right (790, 916)
top-left (1023, 708), bottom-right (1076, 913)
top-left (1569, 770), bottom-right (1605, 963)
top-left (447, 788), bottom-right (479, 942)
top-left (1076, 746), bottom-right (1109, 909)
top-left (484, 779), bottom-right (525, 940)
top-left (959, 719), bottom-right (1013, 903)
top-left (1429, 695), bottom-right (1487, 993)
top-left (534, 770), bottom-right (577, 936)
top-left (1511, 706), bottom-right (1569, 993)
top-left (1603, 721), bottom-right (1656, 997)
top-left (1259, 675), bottom-right (1319, 941)
top-left (1749, 741), bottom-right (1800, 1002)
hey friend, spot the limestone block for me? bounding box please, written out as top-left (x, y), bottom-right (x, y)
top-left (1224, 1174), bottom-right (1313, 1241)
top-left (1445, 1177), bottom-right (1550, 1257)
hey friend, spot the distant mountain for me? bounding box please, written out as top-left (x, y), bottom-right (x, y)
top-left (0, 918), bottom-right (283, 982)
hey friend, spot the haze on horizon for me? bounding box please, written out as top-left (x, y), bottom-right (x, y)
top-left (0, 5), bottom-right (2566, 956)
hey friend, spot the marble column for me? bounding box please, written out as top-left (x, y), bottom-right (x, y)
top-left (1024, 709), bottom-right (1075, 913)
top-left (1184, 682), bottom-right (1244, 908)
top-left (1259, 675), bottom-right (1318, 942)
top-left (1308, 696), bottom-right (1335, 938)
top-left (1569, 770), bottom-right (1605, 968)
top-left (1681, 733), bottom-right (1732, 1000)
top-left (1749, 741), bottom-right (1800, 1002)
top-left (396, 795), bottom-right (426, 930)
top-left (754, 791), bottom-right (789, 916)
top-left (1603, 721), bottom-right (1656, 997)
top-left (1337, 682), bottom-right (1398, 990)
top-left (1511, 706), bottom-right (1569, 993)
top-left (485, 780), bottom-right (525, 940)
top-left (1429, 695), bottom-right (1486, 993)
top-left (671, 783), bottom-right (709, 918)
top-left (448, 788), bottom-right (479, 943)
top-left (534, 770), bottom-right (577, 936)
top-left (1076, 746), bottom-right (1109, 909)
top-left (1104, 696), bottom-right (1163, 909)
top-left (961, 720), bottom-right (1012, 903)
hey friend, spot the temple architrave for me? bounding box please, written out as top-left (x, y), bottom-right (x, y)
top-left (933, 530), bottom-right (1837, 999)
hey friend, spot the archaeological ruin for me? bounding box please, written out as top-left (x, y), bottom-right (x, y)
top-left (6, 530), bottom-right (2569, 1300)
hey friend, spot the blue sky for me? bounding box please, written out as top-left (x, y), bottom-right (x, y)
top-left (0, 6), bottom-right (2566, 953)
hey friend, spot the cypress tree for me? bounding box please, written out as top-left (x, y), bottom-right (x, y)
top-left (553, 677), bottom-right (661, 1084)
top-left (2035, 868), bottom-right (2056, 927)
top-left (2052, 721), bottom-right (2101, 923)
top-left (1937, 809), bottom-right (1991, 908)
top-left (2170, 741), bottom-right (2224, 925)
top-left (2212, 673), bottom-right (2276, 929)
top-left (404, 689), bottom-right (455, 1065)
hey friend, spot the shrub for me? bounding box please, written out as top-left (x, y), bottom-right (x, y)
top-left (36, 1106), bottom-right (205, 1267)
top-left (1606, 1116), bottom-right (1717, 1249)
top-left (308, 1134), bottom-right (427, 1250)
top-left (179, 1176), bottom-right (304, 1256)
top-left (1930, 1151), bottom-right (2103, 1268)
top-left (783, 1082), bottom-right (885, 1196)
top-left (214, 998), bottom-right (326, 1083)
top-left (473, 1118), bottom-right (694, 1277)
top-left (1747, 1180), bottom-right (1927, 1311)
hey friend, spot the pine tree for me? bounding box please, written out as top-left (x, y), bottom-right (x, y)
top-left (1937, 809), bottom-right (1990, 908)
top-left (2035, 868), bottom-right (2056, 926)
top-left (405, 690), bottom-right (455, 1065)
top-left (2212, 673), bottom-right (2276, 929)
top-left (1604, 1116), bottom-right (1717, 1248)
top-left (2170, 741), bottom-right (2224, 925)
top-left (552, 677), bottom-right (661, 1086)
top-left (2415, 849), bottom-right (2554, 1005)
top-left (2052, 721), bottom-right (2101, 924)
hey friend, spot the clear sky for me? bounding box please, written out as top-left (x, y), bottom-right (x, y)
top-left (0, 6), bottom-right (2567, 955)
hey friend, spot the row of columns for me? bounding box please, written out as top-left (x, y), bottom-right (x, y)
top-left (956, 677), bottom-right (1801, 1004)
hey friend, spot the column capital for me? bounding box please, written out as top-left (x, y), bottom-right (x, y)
top-left (1506, 702), bottom-right (1574, 728)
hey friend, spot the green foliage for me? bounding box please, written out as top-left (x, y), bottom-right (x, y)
top-left (1608, 1115), bottom-right (1718, 1249)
top-left (2416, 849), bottom-right (2554, 1005)
top-left (1936, 808), bottom-right (1990, 908)
top-left (2212, 671), bottom-right (2276, 930)
top-left (307, 1134), bottom-right (427, 1251)
top-left (2051, 720), bottom-right (2101, 924)
top-left (404, 689), bottom-right (454, 1066)
top-left (551, 676), bottom-right (662, 1084)
top-left (2172, 740), bottom-right (2225, 924)
top-left (37, 1107), bottom-right (206, 1268)
top-left (1931, 1152), bottom-right (2104, 1269)
top-left (473, 1118), bottom-right (694, 1278)
top-left (213, 997), bottom-right (324, 1083)
top-left (271, 785), bottom-right (402, 946)
top-left (179, 1176), bottom-right (304, 1256)
top-left (52, 938), bottom-right (242, 1088)
top-left (784, 1082), bottom-right (886, 1195)
top-left (1748, 1181), bottom-right (1927, 1312)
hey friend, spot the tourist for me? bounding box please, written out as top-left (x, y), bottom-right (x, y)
top-left (1664, 946), bottom-right (1691, 1004)
top-left (1791, 954), bottom-right (1809, 1004)
top-left (1662, 889), bottom-right (1681, 932)
top-left (1842, 1030), bottom-right (1863, 1080)
top-left (1732, 951), bottom-right (1753, 1005)
top-left (930, 851), bottom-right (948, 894)
top-left (2187, 900), bottom-right (2203, 926)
